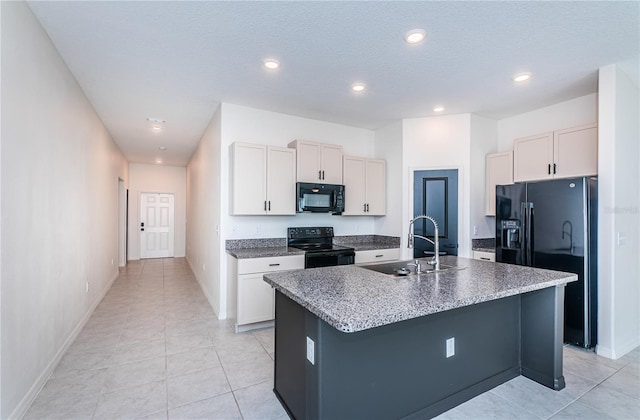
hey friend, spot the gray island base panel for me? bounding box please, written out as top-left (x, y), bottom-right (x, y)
top-left (264, 256), bottom-right (576, 420)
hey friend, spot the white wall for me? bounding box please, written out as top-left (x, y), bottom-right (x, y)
top-left (470, 115), bottom-right (499, 239)
top-left (186, 107), bottom-right (222, 316)
top-left (0, 3), bottom-right (3, 415)
top-left (497, 94), bottom-right (598, 151)
top-left (374, 121), bottom-right (403, 236)
top-left (128, 163), bottom-right (187, 259)
top-left (597, 64), bottom-right (640, 359)
top-left (402, 114), bottom-right (473, 259)
top-left (1, 2), bottom-right (128, 418)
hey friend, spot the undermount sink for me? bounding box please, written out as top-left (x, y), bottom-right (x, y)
top-left (359, 260), bottom-right (461, 277)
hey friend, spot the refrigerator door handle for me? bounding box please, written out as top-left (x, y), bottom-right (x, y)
top-left (520, 202), bottom-right (528, 266)
top-left (527, 203), bottom-right (534, 266)
top-left (521, 202), bottom-right (534, 266)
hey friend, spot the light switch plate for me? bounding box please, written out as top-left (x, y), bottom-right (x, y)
top-left (446, 337), bottom-right (455, 358)
top-left (306, 337), bottom-right (315, 364)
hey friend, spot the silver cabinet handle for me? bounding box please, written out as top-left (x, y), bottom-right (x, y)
top-left (376, 255), bottom-right (384, 258)
top-left (269, 263), bottom-right (280, 267)
top-left (480, 257), bottom-right (490, 261)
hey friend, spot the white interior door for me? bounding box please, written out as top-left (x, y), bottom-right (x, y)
top-left (140, 193), bottom-right (174, 259)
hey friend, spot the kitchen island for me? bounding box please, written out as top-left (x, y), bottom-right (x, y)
top-left (263, 256), bottom-right (577, 420)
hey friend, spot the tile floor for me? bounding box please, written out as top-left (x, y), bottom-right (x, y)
top-left (25, 258), bottom-right (639, 420)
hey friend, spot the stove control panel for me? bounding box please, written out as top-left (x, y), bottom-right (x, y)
top-left (288, 227), bottom-right (334, 239)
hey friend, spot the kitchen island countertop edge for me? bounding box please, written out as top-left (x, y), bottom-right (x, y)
top-left (263, 256), bottom-right (577, 333)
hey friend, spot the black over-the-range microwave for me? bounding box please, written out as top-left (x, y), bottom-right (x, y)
top-left (296, 182), bottom-right (345, 214)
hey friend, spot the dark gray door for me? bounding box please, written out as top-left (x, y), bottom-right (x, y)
top-left (413, 169), bottom-right (458, 257)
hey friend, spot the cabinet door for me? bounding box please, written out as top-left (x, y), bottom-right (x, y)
top-left (267, 147), bottom-right (296, 215)
top-left (321, 144), bottom-right (343, 184)
top-left (365, 159), bottom-right (386, 215)
top-left (230, 143), bottom-right (267, 215)
top-left (293, 141), bottom-right (322, 183)
top-left (513, 132), bottom-right (554, 182)
top-left (238, 273), bottom-right (274, 324)
top-left (554, 123), bottom-right (597, 178)
top-left (485, 151), bottom-right (513, 216)
top-left (342, 156), bottom-right (366, 215)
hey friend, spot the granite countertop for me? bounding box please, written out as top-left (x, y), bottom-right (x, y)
top-left (471, 238), bottom-right (495, 253)
top-left (226, 235), bottom-right (400, 259)
top-left (263, 256), bottom-right (577, 333)
top-left (473, 247), bottom-right (496, 253)
top-left (226, 246), bottom-right (305, 259)
top-left (346, 242), bottom-right (400, 251)
top-left (333, 234), bottom-right (401, 252)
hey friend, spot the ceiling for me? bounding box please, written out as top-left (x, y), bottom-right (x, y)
top-left (27, 1), bottom-right (639, 167)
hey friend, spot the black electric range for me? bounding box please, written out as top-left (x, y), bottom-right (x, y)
top-left (287, 227), bottom-right (355, 268)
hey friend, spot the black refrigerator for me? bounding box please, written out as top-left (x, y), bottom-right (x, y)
top-left (496, 177), bottom-right (598, 349)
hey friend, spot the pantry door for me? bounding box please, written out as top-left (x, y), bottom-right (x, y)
top-left (140, 193), bottom-right (174, 259)
top-left (412, 169), bottom-right (459, 257)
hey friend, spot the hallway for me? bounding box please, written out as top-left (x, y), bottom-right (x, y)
top-left (24, 258), bottom-right (287, 419)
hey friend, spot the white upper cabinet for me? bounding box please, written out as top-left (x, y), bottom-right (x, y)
top-left (230, 142), bottom-right (267, 215)
top-left (288, 140), bottom-right (343, 184)
top-left (230, 142), bottom-right (296, 215)
top-left (266, 146), bottom-right (298, 214)
top-left (485, 151), bottom-right (513, 216)
top-left (342, 155), bottom-right (386, 216)
top-left (513, 132), bottom-right (554, 182)
top-left (513, 123), bottom-right (597, 183)
top-left (365, 159), bottom-right (386, 215)
top-left (553, 124), bottom-right (598, 178)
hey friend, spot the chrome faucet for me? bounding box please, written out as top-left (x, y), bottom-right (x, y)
top-left (408, 215), bottom-right (440, 271)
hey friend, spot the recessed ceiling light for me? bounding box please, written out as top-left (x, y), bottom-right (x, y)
top-left (155, 159), bottom-right (162, 164)
top-left (433, 106), bottom-right (445, 112)
top-left (263, 59), bottom-right (280, 70)
top-left (513, 73), bottom-right (531, 82)
top-left (404, 29), bottom-right (426, 44)
top-left (147, 117), bottom-right (165, 132)
top-left (159, 146), bottom-right (167, 151)
top-left (351, 82), bottom-right (366, 92)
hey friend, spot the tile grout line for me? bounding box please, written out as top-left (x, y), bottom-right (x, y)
top-left (213, 344), bottom-right (245, 419)
top-left (163, 258), bottom-right (171, 418)
top-left (486, 389), bottom-right (547, 420)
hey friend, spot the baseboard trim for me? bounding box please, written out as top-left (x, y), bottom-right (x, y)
top-left (10, 270), bottom-right (119, 420)
top-left (597, 336), bottom-right (640, 360)
top-left (186, 257), bottom-right (222, 319)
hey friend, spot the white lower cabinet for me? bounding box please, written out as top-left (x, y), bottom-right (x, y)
top-left (472, 251), bottom-right (496, 262)
top-left (355, 248), bottom-right (400, 264)
top-left (229, 254), bottom-right (304, 332)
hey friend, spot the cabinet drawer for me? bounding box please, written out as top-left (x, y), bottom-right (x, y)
top-left (237, 255), bottom-right (305, 274)
top-left (355, 248), bottom-right (400, 264)
top-left (473, 251), bottom-right (496, 262)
